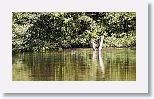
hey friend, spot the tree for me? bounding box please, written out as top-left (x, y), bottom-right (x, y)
top-left (12, 12), bottom-right (136, 53)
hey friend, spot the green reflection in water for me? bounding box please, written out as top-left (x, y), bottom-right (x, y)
top-left (12, 48), bottom-right (136, 81)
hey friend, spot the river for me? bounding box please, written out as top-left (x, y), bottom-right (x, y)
top-left (12, 48), bottom-right (136, 81)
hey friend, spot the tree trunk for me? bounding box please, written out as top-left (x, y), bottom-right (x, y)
top-left (98, 35), bottom-right (104, 51)
top-left (91, 35), bottom-right (104, 51)
top-left (91, 39), bottom-right (97, 51)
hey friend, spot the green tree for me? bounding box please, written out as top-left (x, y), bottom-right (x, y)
top-left (12, 12), bottom-right (136, 53)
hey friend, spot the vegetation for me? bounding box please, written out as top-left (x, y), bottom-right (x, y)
top-left (12, 12), bottom-right (136, 53)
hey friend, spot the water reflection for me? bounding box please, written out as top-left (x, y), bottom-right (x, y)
top-left (99, 51), bottom-right (105, 79)
top-left (12, 48), bottom-right (136, 81)
top-left (92, 51), bottom-right (105, 80)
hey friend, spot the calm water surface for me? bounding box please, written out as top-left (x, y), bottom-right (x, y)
top-left (12, 48), bottom-right (136, 81)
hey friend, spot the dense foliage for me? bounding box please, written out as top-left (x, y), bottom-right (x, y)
top-left (12, 12), bottom-right (136, 53)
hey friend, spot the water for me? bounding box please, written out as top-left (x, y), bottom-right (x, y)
top-left (12, 48), bottom-right (136, 81)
